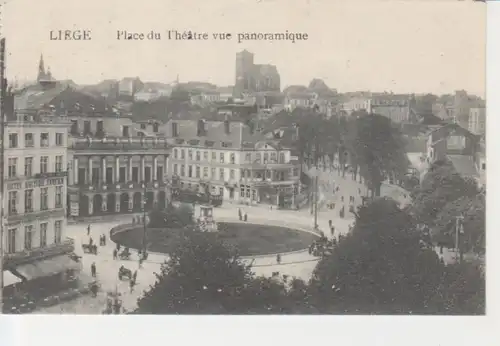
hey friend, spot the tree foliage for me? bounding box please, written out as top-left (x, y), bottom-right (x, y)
top-left (135, 230), bottom-right (308, 314)
top-left (343, 112), bottom-right (408, 196)
top-left (432, 194), bottom-right (485, 253)
top-left (148, 203), bottom-right (194, 229)
top-left (411, 160), bottom-right (478, 224)
top-left (309, 197), bottom-right (443, 314)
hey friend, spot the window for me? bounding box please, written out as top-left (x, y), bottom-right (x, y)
top-left (203, 167), bottom-right (208, 178)
top-left (240, 186), bottom-right (245, 197)
top-left (188, 150), bottom-right (193, 160)
top-left (8, 158), bottom-right (17, 178)
top-left (219, 153), bottom-right (225, 163)
top-left (203, 151), bottom-right (208, 161)
top-left (8, 191), bottom-right (17, 215)
top-left (230, 169), bottom-right (235, 179)
top-left (188, 165), bottom-right (193, 178)
top-left (270, 152), bottom-right (277, 162)
top-left (55, 133), bottom-right (64, 146)
top-left (9, 133), bottom-right (18, 148)
top-left (55, 186), bottom-right (63, 208)
top-left (211, 152), bottom-right (216, 161)
top-left (122, 126), bottom-right (130, 137)
top-left (25, 189), bottom-right (33, 213)
top-left (7, 229), bottom-right (16, 254)
top-left (24, 225), bottom-right (33, 250)
top-left (54, 221), bottom-right (62, 244)
top-left (25, 133), bottom-right (34, 147)
top-left (256, 153), bottom-right (261, 163)
top-left (196, 151), bottom-right (200, 161)
top-left (153, 123), bottom-right (159, 133)
top-left (196, 166), bottom-right (200, 178)
top-left (219, 168), bottom-right (224, 180)
top-left (181, 149), bottom-right (185, 159)
top-left (211, 167), bottom-right (216, 178)
top-left (245, 153), bottom-right (251, 162)
top-left (264, 153), bottom-right (269, 163)
top-left (24, 157), bottom-right (33, 177)
top-left (40, 187), bottom-right (48, 210)
top-left (40, 133), bottom-right (49, 147)
top-left (40, 156), bottom-right (48, 174)
top-left (230, 153), bottom-right (235, 164)
top-left (40, 223), bottom-right (47, 247)
top-left (55, 156), bottom-right (63, 173)
top-left (140, 123), bottom-right (146, 130)
top-left (180, 164), bottom-right (185, 176)
top-left (174, 149), bottom-right (178, 159)
top-left (173, 164), bottom-right (178, 175)
top-left (70, 120), bottom-right (78, 134)
top-left (279, 153), bottom-right (285, 163)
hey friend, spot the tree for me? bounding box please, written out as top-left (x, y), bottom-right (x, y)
top-left (427, 262), bottom-right (485, 315)
top-left (148, 203), bottom-right (194, 228)
top-left (135, 230), bottom-right (298, 314)
top-left (432, 193), bottom-right (485, 254)
top-left (309, 197), bottom-right (444, 314)
top-left (411, 160), bottom-right (478, 225)
top-left (344, 112), bottom-right (408, 196)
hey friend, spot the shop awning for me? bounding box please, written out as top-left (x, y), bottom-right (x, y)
top-left (3, 270), bottom-right (22, 287)
top-left (15, 255), bottom-right (82, 281)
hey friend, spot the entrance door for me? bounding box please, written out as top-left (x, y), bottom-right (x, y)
top-left (156, 166), bottom-right (163, 181)
top-left (145, 167), bottom-right (152, 182)
top-left (119, 167), bottom-right (126, 183)
top-left (132, 167), bottom-right (139, 182)
top-left (78, 168), bottom-right (86, 185)
top-left (106, 167), bottom-right (113, 184)
top-left (92, 168), bottom-right (100, 185)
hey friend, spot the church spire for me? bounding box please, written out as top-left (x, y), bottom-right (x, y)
top-left (37, 54), bottom-right (45, 82)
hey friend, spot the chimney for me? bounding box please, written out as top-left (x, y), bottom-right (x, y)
top-left (224, 120), bottom-right (230, 134)
top-left (172, 122), bottom-right (178, 137)
top-left (197, 119), bottom-right (205, 136)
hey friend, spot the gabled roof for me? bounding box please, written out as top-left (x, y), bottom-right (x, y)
top-left (447, 155), bottom-right (478, 178)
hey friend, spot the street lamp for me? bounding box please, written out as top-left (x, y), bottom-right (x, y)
top-left (141, 182), bottom-right (147, 255)
top-left (309, 166), bottom-right (319, 230)
top-left (455, 215), bottom-right (465, 263)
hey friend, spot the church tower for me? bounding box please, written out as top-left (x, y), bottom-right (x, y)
top-left (37, 54), bottom-right (46, 82)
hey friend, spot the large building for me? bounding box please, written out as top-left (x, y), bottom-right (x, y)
top-left (468, 107), bottom-right (486, 136)
top-left (234, 50), bottom-right (281, 96)
top-left (13, 62), bottom-right (172, 218)
top-left (165, 117), bottom-right (300, 207)
top-left (2, 111), bottom-right (81, 294)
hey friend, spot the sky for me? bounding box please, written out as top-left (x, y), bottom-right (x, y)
top-left (1, 0), bottom-right (486, 96)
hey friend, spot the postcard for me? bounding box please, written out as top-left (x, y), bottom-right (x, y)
top-left (0, 0), bottom-right (493, 344)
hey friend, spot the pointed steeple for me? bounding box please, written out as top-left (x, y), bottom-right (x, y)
top-left (37, 54), bottom-right (46, 82)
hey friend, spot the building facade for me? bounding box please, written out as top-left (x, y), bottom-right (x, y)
top-left (166, 119), bottom-right (300, 207)
top-left (2, 112), bottom-right (80, 292)
top-left (468, 107), bottom-right (486, 136)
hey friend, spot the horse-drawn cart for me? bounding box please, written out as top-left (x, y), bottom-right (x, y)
top-left (82, 244), bottom-right (98, 254)
top-left (118, 266), bottom-right (132, 281)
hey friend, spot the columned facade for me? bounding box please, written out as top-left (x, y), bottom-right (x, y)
top-left (67, 138), bottom-right (171, 217)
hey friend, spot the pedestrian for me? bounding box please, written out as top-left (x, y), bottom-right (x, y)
top-left (133, 270), bottom-right (138, 283)
top-left (113, 248), bottom-right (118, 260)
top-left (139, 256), bottom-right (144, 269)
top-left (87, 224), bottom-right (91, 236)
top-left (238, 208), bottom-right (242, 221)
top-left (328, 219), bottom-right (332, 227)
top-left (90, 282), bottom-right (98, 297)
top-left (103, 234), bottom-right (106, 246)
top-left (341, 196), bottom-right (344, 202)
top-left (244, 213), bottom-right (248, 222)
top-left (276, 253), bottom-right (281, 265)
top-left (116, 243), bottom-right (121, 251)
top-left (89, 237), bottom-right (93, 247)
top-left (129, 279), bottom-right (135, 293)
top-left (330, 226), bottom-right (335, 236)
top-left (91, 262), bottom-right (96, 277)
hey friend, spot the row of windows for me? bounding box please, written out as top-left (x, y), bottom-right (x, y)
top-left (8, 132), bottom-right (64, 149)
top-left (172, 165), bottom-right (296, 181)
top-left (7, 156), bottom-right (64, 178)
top-left (5, 221), bottom-right (63, 253)
top-left (7, 186), bottom-right (64, 215)
top-left (172, 148), bottom-right (286, 164)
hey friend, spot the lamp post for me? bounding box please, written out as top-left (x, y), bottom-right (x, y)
top-left (141, 182), bottom-right (147, 254)
top-left (309, 166), bottom-right (319, 230)
top-left (455, 215), bottom-right (465, 263)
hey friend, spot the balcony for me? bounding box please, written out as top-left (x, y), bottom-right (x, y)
top-left (3, 238), bottom-right (75, 269)
top-left (34, 171), bottom-right (68, 179)
top-left (70, 137), bottom-right (170, 153)
top-left (75, 180), bottom-right (167, 193)
top-left (6, 208), bottom-right (66, 224)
